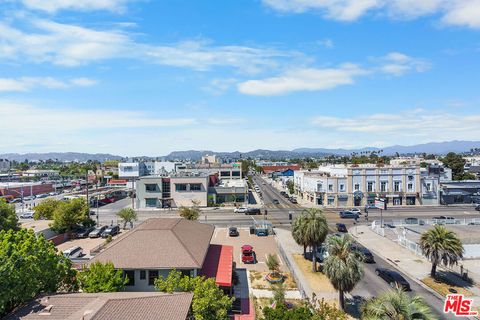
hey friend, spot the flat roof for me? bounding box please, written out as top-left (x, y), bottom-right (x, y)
top-left (406, 225), bottom-right (480, 244)
top-left (200, 244), bottom-right (233, 287)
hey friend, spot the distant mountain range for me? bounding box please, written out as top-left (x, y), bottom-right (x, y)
top-left (1, 140), bottom-right (479, 162)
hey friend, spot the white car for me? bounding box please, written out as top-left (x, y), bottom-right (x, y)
top-left (19, 212), bottom-right (34, 219)
top-left (350, 208), bottom-right (361, 214)
top-left (234, 207), bottom-right (248, 213)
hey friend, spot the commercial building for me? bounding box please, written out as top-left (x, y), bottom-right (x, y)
top-left (440, 180), bottom-right (480, 205)
top-left (420, 163), bottom-right (452, 205)
top-left (176, 163), bottom-right (242, 180)
top-left (23, 169), bottom-right (59, 179)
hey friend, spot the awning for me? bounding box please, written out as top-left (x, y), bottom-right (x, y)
top-left (200, 244), bottom-right (233, 287)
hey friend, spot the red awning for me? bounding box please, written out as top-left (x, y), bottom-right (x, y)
top-left (200, 244), bottom-right (233, 287)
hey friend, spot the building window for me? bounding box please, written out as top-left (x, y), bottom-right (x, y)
top-left (145, 198), bottom-right (157, 208)
top-left (232, 171), bottom-right (240, 177)
top-left (328, 184), bottom-right (333, 192)
top-left (367, 182), bottom-right (374, 192)
top-left (140, 270), bottom-right (146, 280)
top-left (145, 184), bottom-right (159, 192)
top-left (148, 270), bottom-right (158, 286)
top-left (380, 181), bottom-right (387, 192)
top-left (190, 183), bottom-right (202, 191)
top-left (317, 184), bottom-right (323, 192)
top-left (175, 184), bottom-right (187, 191)
top-left (394, 181), bottom-right (400, 192)
top-left (408, 183), bottom-right (413, 192)
top-left (426, 183), bottom-right (431, 192)
top-left (220, 171), bottom-right (230, 177)
top-left (339, 184), bottom-right (345, 192)
top-left (408, 175), bottom-right (414, 181)
top-left (124, 270), bottom-right (135, 286)
top-left (327, 198), bottom-right (334, 206)
top-left (354, 184), bottom-right (360, 191)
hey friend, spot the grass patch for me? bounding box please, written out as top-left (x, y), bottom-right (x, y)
top-left (422, 277), bottom-right (474, 297)
top-left (249, 270), bottom-right (297, 290)
top-left (292, 254), bottom-right (335, 293)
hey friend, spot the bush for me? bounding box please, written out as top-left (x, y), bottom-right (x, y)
top-left (78, 261), bottom-right (127, 293)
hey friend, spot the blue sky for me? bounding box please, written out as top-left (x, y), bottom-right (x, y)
top-left (1, 0), bottom-right (480, 156)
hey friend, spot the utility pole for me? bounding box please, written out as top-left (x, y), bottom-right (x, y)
top-left (86, 171), bottom-right (89, 207)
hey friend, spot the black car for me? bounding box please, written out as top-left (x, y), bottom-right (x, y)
top-left (289, 197), bottom-right (298, 204)
top-left (375, 268), bottom-right (411, 290)
top-left (101, 225), bottom-right (120, 238)
top-left (89, 225), bottom-right (108, 238)
top-left (245, 208), bottom-right (261, 215)
top-left (336, 223), bottom-right (348, 233)
top-left (351, 245), bottom-right (375, 263)
top-left (475, 204), bottom-right (480, 211)
top-left (229, 226), bottom-right (239, 237)
top-left (76, 226), bottom-right (95, 238)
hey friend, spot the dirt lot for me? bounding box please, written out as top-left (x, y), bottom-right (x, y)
top-left (210, 227), bottom-right (286, 272)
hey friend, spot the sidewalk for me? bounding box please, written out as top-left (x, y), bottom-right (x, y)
top-left (251, 288), bottom-right (302, 299)
top-left (352, 225), bottom-right (480, 308)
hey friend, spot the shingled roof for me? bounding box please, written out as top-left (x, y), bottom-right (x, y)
top-left (6, 292), bottom-right (193, 320)
top-left (89, 218), bottom-right (214, 269)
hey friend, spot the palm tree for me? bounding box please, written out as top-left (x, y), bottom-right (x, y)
top-left (419, 225), bottom-right (464, 278)
top-left (361, 287), bottom-right (435, 320)
top-left (116, 208), bottom-right (137, 229)
top-left (300, 208), bottom-right (328, 272)
top-left (291, 214), bottom-right (308, 257)
top-left (323, 234), bottom-right (363, 311)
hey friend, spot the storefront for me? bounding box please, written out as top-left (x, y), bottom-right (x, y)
top-left (337, 194), bottom-right (348, 207)
top-left (353, 191), bottom-right (363, 206)
top-left (406, 196), bottom-right (416, 205)
top-left (440, 181), bottom-right (480, 205)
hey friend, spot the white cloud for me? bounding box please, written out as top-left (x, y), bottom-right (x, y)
top-left (21, 0), bottom-right (130, 13)
top-left (379, 52), bottom-right (431, 76)
top-left (207, 118), bottom-right (245, 125)
top-left (0, 19), bottom-right (290, 72)
top-left (316, 38), bottom-right (334, 48)
top-left (310, 109), bottom-right (480, 140)
top-left (238, 64), bottom-right (367, 96)
top-left (262, 0), bottom-right (480, 29)
top-left (0, 76), bottom-right (97, 92)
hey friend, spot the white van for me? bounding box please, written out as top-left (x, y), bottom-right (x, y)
top-left (63, 246), bottom-right (83, 259)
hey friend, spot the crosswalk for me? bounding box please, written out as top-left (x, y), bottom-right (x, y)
top-left (263, 203), bottom-right (301, 209)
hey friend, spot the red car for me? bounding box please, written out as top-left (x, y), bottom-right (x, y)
top-left (241, 245), bottom-right (255, 264)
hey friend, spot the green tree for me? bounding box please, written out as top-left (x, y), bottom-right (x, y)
top-left (272, 283), bottom-right (285, 306)
top-left (266, 253), bottom-right (281, 276)
top-left (361, 288), bottom-right (435, 320)
top-left (155, 270), bottom-right (234, 320)
top-left (0, 229), bottom-right (77, 316)
top-left (299, 208), bottom-right (328, 272)
top-left (419, 225), bottom-right (464, 278)
top-left (78, 261), bottom-right (127, 293)
top-left (262, 298), bottom-right (347, 320)
top-left (441, 152), bottom-right (472, 180)
top-left (116, 208), bottom-right (137, 229)
top-left (51, 198), bottom-right (89, 232)
top-left (292, 214), bottom-right (308, 257)
top-left (0, 199), bottom-right (19, 231)
top-left (323, 234), bottom-right (364, 311)
top-left (286, 180), bottom-right (295, 194)
top-left (33, 198), bottom-right (60, 220)
top-left (178, 200), bottom-right (201, 220)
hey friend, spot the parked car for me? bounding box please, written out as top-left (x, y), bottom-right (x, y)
top-left (23, 196), bottom-right (35, 201)
top-left (101, 225), bottom-right (120, 238)
top-left (433, 216), bottom-right (456, 224)
top-left (305, 244), bottom-right (329, 262)
top-left (365, 204), bottom-right (379, 210)
top-left (351, 245), bottom-right (375, 263)
top-left (245, 208), bottom-right (261, 215)
top-left (280, 191), bottom-right (287, 196)
top-left (229, 226), bottom-right (239, 237)
top-left (349, 208), bottom-right (362, 215)
top-left (404, 217), bottom-right (424, 225)
top-left (36, 194), bottom-right (48, 199)
top-left (475, 204), bottom-right (480, 211)
top-left (19, 211), bottom-right (34, 219)
top-left (63, 246), bottom-right (83, 259)
top-left (272, 199), bottom-right (280, 205)
top-left (89, 225), bottom-right (108, 238)
top-left (375, 268), bottom-right (411, 290)
top-left (289, 197), bottom-right (298, 204)
top-left (234, 207), bottom-right (248, 213)
top-left (339, 211), bottom-right (359, 219)
top-left (241, 245), bottom-right (255, 263)
top-left (336, 223), bottom-right (348, 233)
top-left (89, 210), bottom-right (96, 216)
top-left (76, 227), bottom-right (95, 238)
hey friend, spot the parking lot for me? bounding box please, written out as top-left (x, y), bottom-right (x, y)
top-left (210, 227), bottom-right (286, 272)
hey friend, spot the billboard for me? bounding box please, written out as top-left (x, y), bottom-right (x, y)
top-left (375, 198), bottom-right (387, 210)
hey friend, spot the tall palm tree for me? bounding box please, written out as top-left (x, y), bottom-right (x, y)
top-left (291, 213), bottom-right (308, 257)
top-left (301, 208), bottom-right (328, 272)
top-left (361, 287), bottom-right (435, 320)
top-left (323, 234), bottom-right (363, 311)
top-left (419, 225), bottom-right (464, 278)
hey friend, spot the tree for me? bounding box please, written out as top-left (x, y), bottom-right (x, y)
top-left (323, 234), bottom-right (364, 311)
top-left (262, 297), bottom-right (347, 320)
top-left (33, 198), bottom-right (60, 220)
top-left (361, 287), bottom-right (435, 320)
top-left (179, 206), bottom-right (200, 220)
top-left (292, 214), bottom-right (308, 257)
top-left (0, 199), bottom-right (19, 231)
top-left (116, 208), bottom-right (137, 229)
top-left (0, 229), bottom-right (77, 316)
top-left (50, 198), bottom-right (89, 232)
top-left (155, 270), bottom-right (234, 320)
top-left (419, 225), bottom-right (464, 278)
top-left (266, 253), bottom-right (280, 275)
top-left (299, 208), bottom-right (328, 272)
top-left (272, 283), bottom-right (285, 306)
top-left (78, 261), bottom-right (127, 293)
top-left (286, 180), bottom-right (295, 194)
top-left (441, 152), bottom-right (471, 180)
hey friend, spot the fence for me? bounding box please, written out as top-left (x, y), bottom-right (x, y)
top-left (390, 218), bottom-right (480, 227)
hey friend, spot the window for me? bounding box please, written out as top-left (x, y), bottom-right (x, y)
top-left (408, 175), bottom-right (414, 181)
top-left (327, 198), bottom-right (334, 206)
top-left (367, 182), bottom-right (374, 192)
top-left (354, 184), bottom-right (360, 191)
top-left (220, 171), bottom-right (230, 177)
top-left (190, 183), bottom-right (202, 191)
top-left (124, 270), bottom-right (135, 286)
top-left (426, 183), bottom-right (431, 192)
top-left (145, 198), bottom-right (157, 208)
top-left (317, 184), bottom-right (323, 192)
top-left (145, 184), bottom-right (159, 192)
top-left (408, 183), bottom-right (413, 192)
top-left (380, 181), bottom-right (387, 192)
top-left (328, 184), bottom-right (333, 191)
top-left (175, 184), bottom-right (187, 191)
top-left (394, 181), bottom-right (400, 192)
top-left (232, 171), bottom-right (240, 177)
top-left (339, 184), bottom-right (345, 192)
top-left (149, 270), bottom-right (158, 286)
top-left (140, 270), bottom-right (146, 280)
